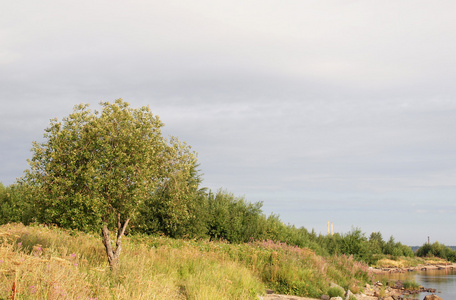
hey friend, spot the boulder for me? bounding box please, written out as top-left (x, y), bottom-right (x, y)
top-left (321, 295), bottom-right (330, 300)
top-left (344, 290), bottom-right (353, 300)
top-left (329, 297), bottom-right (343, 300)
top-left (423, 295), bottom-right (443, 300)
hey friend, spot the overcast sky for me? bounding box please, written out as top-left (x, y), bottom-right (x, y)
top-left (1, 1), bottom-right (456, 245)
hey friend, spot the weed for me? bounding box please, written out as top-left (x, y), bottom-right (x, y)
top-left (328, 286), bottom-right (344, 298)
top-left (403, 280), bottom-right (420, 290)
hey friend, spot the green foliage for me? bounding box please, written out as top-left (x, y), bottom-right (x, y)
top-left (0, 182), bottom-right (35, 225)
top-left (416, 242), bottom-right (432, 257)
top-left (368, 232), bottom-right (384, 254)
top-left (20, 99), bottom-right (196, 269)
top-left (328, 286), bottom-right (344, 298)
top-left (403, 280), bottom-right (420, 290)
top-left (133, 163), bottom-right (209, 239)
top-left (340, 228), bottom-right (369, 260)
top-left (416, 241), bottom-right (456, 262)
top-left (23, 99), bottom-right (191, 231)
top-left (206, 189), bottom-right (264, 243)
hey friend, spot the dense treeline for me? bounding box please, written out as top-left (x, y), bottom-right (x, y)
top-left (0, 178), bottom-right (416, 265)
top-left (415, 241), bottom-right (456, 262)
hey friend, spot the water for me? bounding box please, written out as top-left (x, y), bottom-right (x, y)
top-left (378, 269), bottom-right (456, 299)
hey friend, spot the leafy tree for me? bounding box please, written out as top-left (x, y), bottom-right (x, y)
top-left (382, 236), bottom-right (397, 256)
top-left (0, 182), bottom-right (34, 225)
top-left (0, 182), bottom-right (9, 224)
top-left (416, 242), bottom-right (432, 257)
top-left (133, 162), bottom-right (209, 238)
top-left (416, 241), bottom-right (455, 261)
top-left (399, 244), bottom-right (415, 258)
top-left (320, 233), bottom-right (343, 256)
top-left (21, 99), bottom-right (196, 270)
top-left (206, 189), bottom-right (264, 243)
top-left (368, 232), bottom-right (385, 253)
top-left (340, 228), bottom-right (370, 261)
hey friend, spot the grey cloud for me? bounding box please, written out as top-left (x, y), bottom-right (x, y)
top-left (1, 0), bottom-right (456, 244)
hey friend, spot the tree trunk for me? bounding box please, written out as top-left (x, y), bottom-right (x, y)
top-left (101, 214), bottom-right (130, 271)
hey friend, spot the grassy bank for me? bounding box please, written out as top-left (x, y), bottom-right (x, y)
top-left (374, 256), bottom-right (449, 269)
top-left (0, 223), bottom-right (371, 299)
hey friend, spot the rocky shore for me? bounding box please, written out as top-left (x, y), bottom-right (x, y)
top-left (261, 263), bottom-right (456, 300)
top-left (359, 281), bottom-right (438, 300)
top-left (261, 281), bottom-right (443, 300)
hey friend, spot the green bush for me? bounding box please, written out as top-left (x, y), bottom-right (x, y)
top-left (206, 189), bottom-right (265, 243)
top-left (328, 286), bottom-right (344, 298)
top-left (403, 280), bottom-right (420, 290)
top-left (416, 242), bottom-right (456, 262)
top-left (0, 182), bottom-right (35, 225)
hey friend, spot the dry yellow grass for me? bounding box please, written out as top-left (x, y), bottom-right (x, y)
top-left (0, 223), bottom-right (264, 299)
top-left (375, 258), bottom-right (406, 268)
top-left (375, 256), bottom-right (449, 269)
top-left (0, 223), bottom-right (374, 299)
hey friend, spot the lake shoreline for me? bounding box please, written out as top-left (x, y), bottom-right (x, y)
top-left (370, 263), bottom-right (456, 274)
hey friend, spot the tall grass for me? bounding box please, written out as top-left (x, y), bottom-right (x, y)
top-left (125, 236), bottom-right (372, 298)
top-left (0, 223), bottom-right (372, 299)
top-left (1, 223), bottom-right (263, 299)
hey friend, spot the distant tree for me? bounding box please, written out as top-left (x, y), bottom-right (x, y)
top-left (382, 236), bottom-right (396, 256)
top-left (340, 228), bottom-right (370, 261)
top-left (399, 244), bottom-right (415, 258)
top-left (21, 99), bottom-right (196, 271)
top-left (416, 242), bottom-right (432, 257)
top-left (416, 241), bottom-right (455, 261)
top-left (369, 232), bottom-right (385, 252)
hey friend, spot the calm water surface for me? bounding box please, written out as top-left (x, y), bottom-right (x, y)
top-left (378, 269), bottom-right (456, 300)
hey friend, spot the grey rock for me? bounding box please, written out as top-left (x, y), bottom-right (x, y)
top-left (344, 290), bottom-right (353, 300)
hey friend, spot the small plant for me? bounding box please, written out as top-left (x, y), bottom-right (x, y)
top-left (349, 295), bottom-right (357, 300)
top-left (403, 280), bottom-right (420, 290)
top-left (348, 282), bottom-right (361, 294)
top-left (379, 285), bottom-right (386, 297)
top-left (328, 286), bottom-right (344, 298)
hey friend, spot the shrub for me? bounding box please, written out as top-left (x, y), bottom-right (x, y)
top-left (416, 242), bottom-right (456, 262)
top-left (328, 286), bottom-right (344, 298)
top-left (403, 280), bottom-right (420, 290)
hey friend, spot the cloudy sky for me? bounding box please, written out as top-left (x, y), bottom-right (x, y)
top-left (1, 1), bottom-right (456, 245)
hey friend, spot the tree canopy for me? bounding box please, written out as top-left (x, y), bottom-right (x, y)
top-left (22, 99), bottom-right (196, 269)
